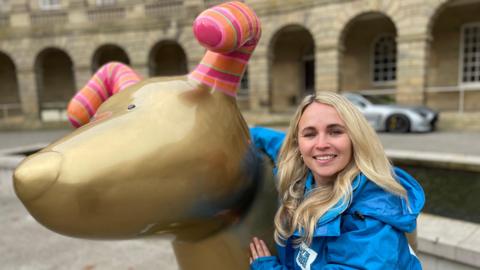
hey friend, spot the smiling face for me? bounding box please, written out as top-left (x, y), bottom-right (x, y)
top-left (297, 102), bottom-right (353, 186)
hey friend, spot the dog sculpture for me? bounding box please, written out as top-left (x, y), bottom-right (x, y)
top-left (14, 2), bottom-right (278, 269)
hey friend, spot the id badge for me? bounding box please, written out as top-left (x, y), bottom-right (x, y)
top-left (296, 242), bottom-right (318, 270)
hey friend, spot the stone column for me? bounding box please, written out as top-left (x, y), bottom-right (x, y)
top-left (186, 56), bottom-right (200, 73)
top-left (396, 34), bottom-right (431, 105)
top-left (126, 2), bottom-right (145, 20)
top-left (16, 68), bottom-right (40, 125)
top-left (9, 0), bottom-right (30, 27)
top-left (182, 0), bottom-right (203, 18)
top-left (315, 45), bottom-right (341, 93)
top-left (68, 0), bottom-right (88, 24)
top-left (248, 51), bottom-right (269, 112)
top-left (129, 42), bottom-right (150, 78)
top-left (69, 0), bottom-right (86, 8)
top-left (184, 37), bottom-right (205, 72)
top-left (131, 63), bottom-right (149, 79)
top-left (74, 65), bottom-right (92, 92)
top-left (184, 0), bottom-right (203, 8)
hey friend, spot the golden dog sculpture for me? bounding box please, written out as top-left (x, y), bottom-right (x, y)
top-left (14, 2), bottom-right (277, 269)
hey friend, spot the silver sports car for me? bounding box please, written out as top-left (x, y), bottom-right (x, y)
top-left (343, 92), bottom-right (438, 133)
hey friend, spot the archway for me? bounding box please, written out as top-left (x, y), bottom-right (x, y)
top-left (0, 52), bottom-right (21, 119)
top-left (427, 0), bottom-right (480, 111)
top-left (35, 47), bottom-right (76, 120)
top-left (339, 12), bottom-right (397, 101)
top-left (269, 25), bottom-right (315, 112)
top-left (148, 40), bottom-right (188, 76)
top-left (92, 44), bottom-right (130, 73)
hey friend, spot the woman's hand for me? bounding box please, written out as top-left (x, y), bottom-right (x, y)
top-left (249, 237), bottom-right (271, 263)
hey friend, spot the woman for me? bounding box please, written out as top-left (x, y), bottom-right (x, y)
top-left (249, 92), bottom-right (424, 269)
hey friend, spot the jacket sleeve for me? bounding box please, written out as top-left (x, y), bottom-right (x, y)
top-left (250, 256), bottom-right (289, 270)
top-left (323, 214), bottom-right (415, 270)
top-left (249, 127), bottom-right (286, 165)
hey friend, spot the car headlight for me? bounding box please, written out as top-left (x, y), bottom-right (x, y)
top-left (412, 108), bottom-right (433, 118)
top-left (414, 110), bottom-right (427, 118)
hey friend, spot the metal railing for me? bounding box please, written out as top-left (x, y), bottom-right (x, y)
top-left (0, 0), bottom-right (329, 28)
top-left (40, 101), bottom-right (68, 122)
top-left (0, 103), bottom-right (22, 119)
top-left (87, 6), bottom-right (126, 22)
top-left (203, 0), bottom-right (227, 8)
top-left (425, 85), bottom-right (480, 113)
top-left (145, 0), bottom-right (185, 19)
top-left (41, 101), bottom-right (68, 110)
top-left (30, 10), bottom-right (68, 25)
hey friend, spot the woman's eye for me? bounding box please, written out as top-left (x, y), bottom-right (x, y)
top-left (127, 104), bottom-right (136, 110)
top-left (329, 129), bottom-right (343, 136)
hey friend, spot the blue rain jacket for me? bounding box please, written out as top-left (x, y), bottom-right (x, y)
top-left (249, 127), bottom-right (425, 270)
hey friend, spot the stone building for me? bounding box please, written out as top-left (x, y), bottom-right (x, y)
top-left (0, 0), bottom-right (479, 127)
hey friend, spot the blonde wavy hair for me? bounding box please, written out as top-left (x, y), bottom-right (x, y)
top-left (274, 91), bottom-right (407, 246)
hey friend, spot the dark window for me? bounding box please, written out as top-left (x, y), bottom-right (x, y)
top-left (372, 35), bottom-right (396, 83)
top-left (462, 25), bottom-right (480, 83)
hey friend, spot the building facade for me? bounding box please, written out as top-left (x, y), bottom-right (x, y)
top-left (0, 0), bottom-right (479, 126)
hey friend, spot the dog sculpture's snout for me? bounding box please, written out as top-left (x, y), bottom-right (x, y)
top-left (14, 152), bottom-right (62, 201)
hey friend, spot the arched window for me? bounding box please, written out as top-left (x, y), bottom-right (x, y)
top-left (461, 24), bottom-right (480, 84)
top-left (372, 35), bottom-right (396, 83)
top-left (96, 0), bottom-right (115, 6)
top-left (38, 0), bottom-right (60, 10)
top-left (148, 40), bottom-right (187, 76)
top-left (92, 44), bottom-right (130, 73)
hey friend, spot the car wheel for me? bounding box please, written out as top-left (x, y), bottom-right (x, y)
top-left (386, 114), bottom-right (410, 133)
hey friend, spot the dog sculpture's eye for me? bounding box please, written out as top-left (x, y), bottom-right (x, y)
top-left (127, 104), bottom-right (136, 110)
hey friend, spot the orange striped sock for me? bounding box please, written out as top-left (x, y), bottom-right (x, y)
top-left (67, 62), bottom-right (141, 127)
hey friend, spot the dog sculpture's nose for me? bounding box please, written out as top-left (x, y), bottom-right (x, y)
top-left (14, 152), bottom-right (62, 201)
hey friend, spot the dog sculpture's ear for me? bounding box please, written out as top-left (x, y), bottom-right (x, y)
top-left (188, 1), bottom-right (261, 97)
top-left (66, 62), bottom-right (141, 128)
top-left (66, 1), bottom-right (262, 128)
top-left (192, 1), bottom-right (261, 53)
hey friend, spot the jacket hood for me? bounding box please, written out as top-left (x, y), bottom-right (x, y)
top-left (348, 167), bottom-right (425, 233)
top-left (294, 167), bottom-right (425, 237)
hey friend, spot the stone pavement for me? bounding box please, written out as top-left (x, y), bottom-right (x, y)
top-left (379, 131), bottom-right (480, 156)
top-left (0, 129), bottom-right (71, 150)
top-left (1, 127), bottom-right (479, 270)
top-left (0, 128), bottom-right (179, 270)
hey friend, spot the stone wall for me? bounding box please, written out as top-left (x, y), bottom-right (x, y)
top-left (0, 0), bottom-right (479, 126)
top-left (418, 214), bottom-right (480, 270)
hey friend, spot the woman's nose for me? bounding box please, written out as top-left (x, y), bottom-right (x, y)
top-left (314, 135), bottom-right (330, 149)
